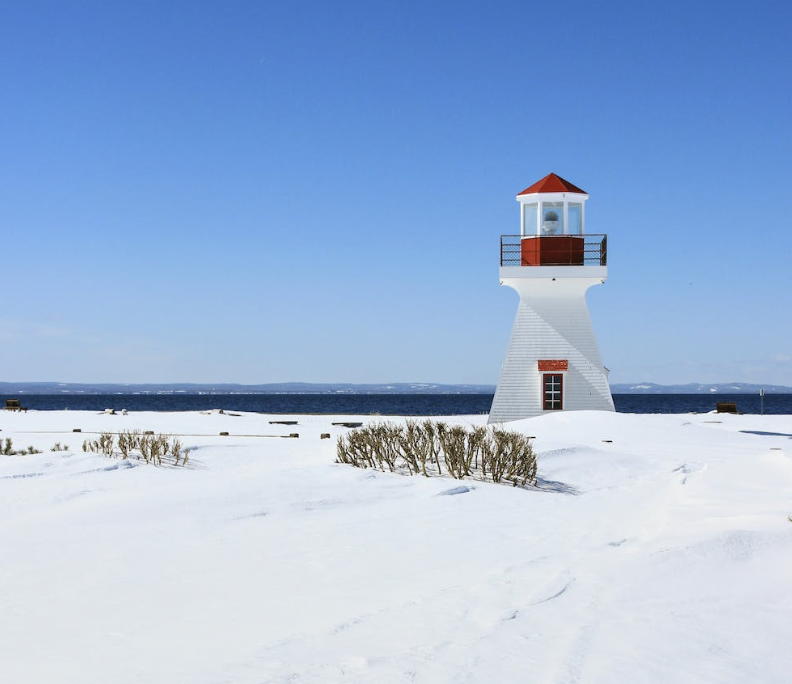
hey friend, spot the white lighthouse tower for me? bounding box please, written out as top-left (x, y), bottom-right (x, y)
top-left (488, 173), bottom-right (614, 423)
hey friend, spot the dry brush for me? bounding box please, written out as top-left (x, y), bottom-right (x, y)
top-left (336, 420), bottom-right (537, 487)
top-left (83, 430), bottom-right (190, 467)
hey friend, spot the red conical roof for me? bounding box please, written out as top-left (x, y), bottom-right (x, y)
top-left (518, 173), bottom-right (586, 196)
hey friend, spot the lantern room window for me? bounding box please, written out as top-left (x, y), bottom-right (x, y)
top-left (543, 374), bottom-right (563, 410)
top-left (520, 199), bottom-right (584, 237)
top-left (568, 203), bottom-right (582, 235)
top-left (523, 204), bottom-right (538, 236)
top-left (541, 203), bottom-right (563, 235)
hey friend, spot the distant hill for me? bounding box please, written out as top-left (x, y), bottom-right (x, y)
top-left (2, 381), bottom-right (790, 396)
top-left (0, 381), bottom-right (496, 395)
top-left (610, 382), bottom-right (792, 394)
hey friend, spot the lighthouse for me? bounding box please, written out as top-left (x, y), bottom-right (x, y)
top-left (488, 173), bottom-right (614, 423)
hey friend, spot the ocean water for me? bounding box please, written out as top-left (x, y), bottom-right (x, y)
top-left (6, 393), bottom-right (792, 415)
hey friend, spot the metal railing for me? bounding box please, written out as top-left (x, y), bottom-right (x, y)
top-left (500, 234), bottom-right (607, 267)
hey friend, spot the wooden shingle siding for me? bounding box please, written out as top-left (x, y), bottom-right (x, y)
top-left (489, 282), bottom-right (613, 423)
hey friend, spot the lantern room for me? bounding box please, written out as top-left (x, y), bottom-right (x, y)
top-left (516, 173), bottom-right (590, 266)
top-left (518, 172), bottom-right (588, 236)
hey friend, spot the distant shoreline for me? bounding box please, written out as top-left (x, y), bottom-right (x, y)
top-left (3, 392), bottom-right (790, 416)
top-left (2, 381), bottom-right (792, 395)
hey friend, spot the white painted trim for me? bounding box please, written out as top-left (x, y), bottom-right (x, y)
top-left (516, 191), bottom-right (589, 203)
top-left (562, 202), bottom-right (569, 235)
top-left (500, 265), bottom-right (608, 281)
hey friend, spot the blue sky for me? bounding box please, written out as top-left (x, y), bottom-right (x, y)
top-left (1, 0), bottom-right (790, 385)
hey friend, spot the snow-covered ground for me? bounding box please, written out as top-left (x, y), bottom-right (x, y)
top-left (1, 409), bottom-right (791, 683)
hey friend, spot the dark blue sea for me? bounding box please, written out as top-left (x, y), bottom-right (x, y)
top-left (7, 393), bottom-right (792, 415)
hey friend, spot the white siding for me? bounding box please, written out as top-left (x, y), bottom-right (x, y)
top-left (489, 275), bottom-right (614, 423)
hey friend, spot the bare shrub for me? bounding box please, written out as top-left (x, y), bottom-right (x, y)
top-left (422, 420), bottom-right (445, 476)
top-left (371, 423), bottom-right (402, 472)
top-left (336, 421), bottom-right (537, 488)
top-left (485, 429), bottom-right (537, 486)
top-left (467, 425), bottom-right (488, 472)
top-left (98, 432), bottom-right (114, 456)
top-left (399, 420), bottom-right (430, 476)
top-left (80, 430), bottom-right (188, 467)
top-left (117, 429), bottom-right (143, 459)
top-left (438, 425), bottom-right (470, 479)
top-left (487, 428), bottom-right (510, 483)
top-left (1, 438), bottom-right (42, 456)
top-left (171, 437), bottom-right (182, 466)
top-left (507, 432), bottom-right (537, 486)
top-left (337, 427), bottom-right (377, 469)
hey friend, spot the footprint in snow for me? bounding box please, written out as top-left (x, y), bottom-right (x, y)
top-left (1, 472), bottom-right (45, 480)
top-left (234, 511), bottom-right (268, 521)
top-left (71, 461), bottom-right (137, 476)
top-left (436, 485), bottom-right (473, 496)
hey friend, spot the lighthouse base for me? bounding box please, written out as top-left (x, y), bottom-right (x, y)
top-left (489, 272), bottom-right (614, 423)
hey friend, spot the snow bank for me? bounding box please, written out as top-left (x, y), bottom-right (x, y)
top-left (1, 410), bottom-right (790, 683)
